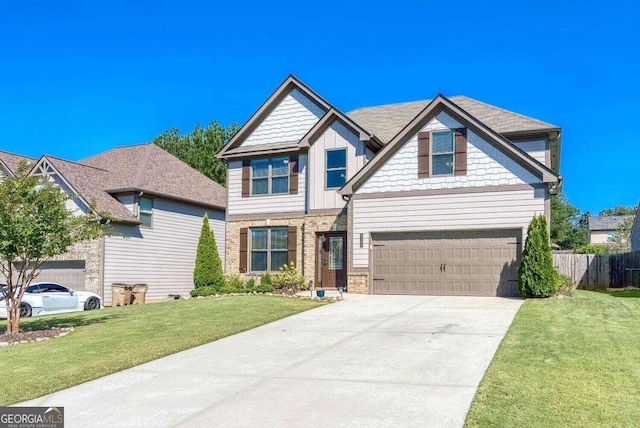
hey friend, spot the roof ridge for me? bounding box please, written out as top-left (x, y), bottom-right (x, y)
top-left (450, 95), bottom-right (557, 129)
top-left (79, 142), bottom-right (152, 163)
top-left (347, 98), bottom-right (429, 114)
top-left (132, 144), bottom-right (154, 187)
top-left (0, 149), bottom-right (37, 160)
top-left (44, 155), bottom-right (111, 172)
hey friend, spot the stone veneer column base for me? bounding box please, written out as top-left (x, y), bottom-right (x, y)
top-left (347, 272), bottom-right (369, 294)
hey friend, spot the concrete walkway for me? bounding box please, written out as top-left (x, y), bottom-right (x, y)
top-left (22, 295), bottom-right (523, 427)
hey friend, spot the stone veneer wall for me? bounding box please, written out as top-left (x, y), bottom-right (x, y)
top-left (347, 272), bottom-right (369, 294)
top-left (47, 238), bottom-right (104, 295)
top-left (225, 213), bottom-right (347, 286)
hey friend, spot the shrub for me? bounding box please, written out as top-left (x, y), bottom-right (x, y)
top-left (555, 274), bottom-right (574, 296)
top-left (573, 244), bottom-right (609, 255)
top-left (193, 214), bottom-right (224, 289)
top-left (245, 277), bottom-right (256, 292)
top-left (190, 286), bottom-right (217, 297)
top-left (255, 284), bottom-right (273, 293)
top-left (272, 262), bottom-right (308, 291)
top-left (260, 273), bottom-right (272, 287)
top-left (518, 215), bottom-right (558, 298)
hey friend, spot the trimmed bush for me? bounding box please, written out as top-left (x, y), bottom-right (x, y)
top-left (255, 283), bottom-right (273, 293)
top-left (555, 274), bottom-right (574, 296)
top-left (518, 215), bottom-right (558, 298)
top-left (573, 244), bottom-right (609, 255)
top-left (193, 214), bottom-right (224, 289)
top-left (190, 286), bottom-right (217, 297)
top-left (272, 262), bottom-right (308, 291)
top-left (260, 273), bottom-right (272, 288)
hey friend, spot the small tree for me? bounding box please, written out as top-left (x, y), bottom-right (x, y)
top-left (608, 216), bottom-right (633, 253)
top-left (0, 163), bottom-right (104, 333)
top-left (193, 214), bottom-right (224, 289)
top-left (518, 214), bottom-right (557, 298)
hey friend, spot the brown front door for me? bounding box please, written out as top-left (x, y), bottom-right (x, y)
top-left (317, 232), bottom-right (347, 288)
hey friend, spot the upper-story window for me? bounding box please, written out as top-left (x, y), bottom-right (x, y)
top-left (138, 196), bottom-right (153, 227)
top-left (326, 149), bottom-right (347, 189)
top-left (251, 157), bottom-right (289, 195)
top-left (431, 131), bottom-right (454, 176)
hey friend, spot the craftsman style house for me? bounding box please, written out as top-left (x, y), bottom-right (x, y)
top-left (218, 75), bottom-right (561, 296)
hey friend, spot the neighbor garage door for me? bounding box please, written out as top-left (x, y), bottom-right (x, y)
top-left (371, 229), bottom-right (521, 296)
top-left (36, 261), bottom-right (86, 290)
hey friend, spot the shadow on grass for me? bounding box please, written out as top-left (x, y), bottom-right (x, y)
top-left (595, 289), bottom-right (640, 298)
top-left (1, 312), bottom-right (126, 332)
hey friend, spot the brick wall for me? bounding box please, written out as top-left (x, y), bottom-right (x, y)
top-left (48, 238), bottom-right (104, 295)
top-left (347, 272), bottom-right (369, 294)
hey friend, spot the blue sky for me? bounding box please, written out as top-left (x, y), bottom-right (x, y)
top-left (1, 0), bottom-right (638, 214)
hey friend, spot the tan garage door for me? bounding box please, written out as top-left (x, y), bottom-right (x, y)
top-left (35, 261), bottom-right (86, 291)
top-left (371, 229), bottom-right (521, 296)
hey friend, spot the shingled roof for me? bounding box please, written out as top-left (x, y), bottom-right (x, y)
top-left (80, 144), bottom-right (226, 210)
top-left (589, 216), bottom-right (633, 232)
top-left (347, 95), bottom-right (559, 145)
top-left (0, 150), bottom-right (36, 175)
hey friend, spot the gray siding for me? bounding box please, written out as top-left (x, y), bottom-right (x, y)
top-left (351, 187), bottom-right (545, 268)
top-left (103, 197), bottom-right (225, 304)
top-left (308, 121), bottom-right (367, 211)
top-left (512, 139), bottom-right (547, 166)
top-left (227, 157), bottom-right (307, 216)
top-left (632, 208), bottom-right (640, 252)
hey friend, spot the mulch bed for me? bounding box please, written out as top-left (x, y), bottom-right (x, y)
top-left (0, 327), bottom-right (74, 346)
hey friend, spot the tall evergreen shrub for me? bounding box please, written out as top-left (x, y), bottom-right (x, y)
top-left (518, 214), bottom-right (558, 297)
top-left (193, 214), bottom-right (224, 289)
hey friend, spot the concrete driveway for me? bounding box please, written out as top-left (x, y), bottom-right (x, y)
top-left (22, 295), bottom-right (523, 427)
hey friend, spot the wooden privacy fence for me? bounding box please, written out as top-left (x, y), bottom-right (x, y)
top-left (553, 252), bottom-right (640, 289)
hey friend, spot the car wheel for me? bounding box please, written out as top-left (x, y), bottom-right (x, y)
top-left (20, 303), bottom-right (32, 318)
top-left (84, 297), bottom-right (100, 311)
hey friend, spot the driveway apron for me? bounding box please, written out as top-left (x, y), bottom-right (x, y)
top-left (21, 295), bottom-right (523, 427)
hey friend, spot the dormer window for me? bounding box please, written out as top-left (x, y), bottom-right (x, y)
top-left (431, 131), bottom-right (454, 176)
top-left (326, 149), bottom-right (347, 189)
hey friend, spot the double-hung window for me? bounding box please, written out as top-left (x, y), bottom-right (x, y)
top-left (250, 227), bottom-right (288, 272)
top-left (431, 131), bottom-right (454, 176)
top-left (326, 149), bottom-right (346, 188)
top-left (138, 197), bottom-right (153, 227)
top-left (251, 157), bottom-right (289, 195)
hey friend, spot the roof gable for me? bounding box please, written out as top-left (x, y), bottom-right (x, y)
top-left (340, 95), bottom-right (559, 196)
top-left (298, 108), bottom-right (383, 151)
top-left (589, 215), bottom-right (632, 231)
top-left (218, 75), bottom-right (332, 158)
top-left (0, 150), bottom-right (36, 176)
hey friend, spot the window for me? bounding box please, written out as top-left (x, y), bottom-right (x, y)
top-left (39, 284), bottom-right (69, 293)
top-left (251, 157), bottom-right (289, 195)
top-left (326, 149), bottom-right (346, 188)
top-left (431, 131), bottom-right (454, 176)
top-left (250, 227), bottom-right (289, 272)
top-left (138, 197), bottom-right (153, 227)
top-left (328, 236), bottom-right (344, 270)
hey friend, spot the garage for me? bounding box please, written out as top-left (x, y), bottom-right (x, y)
top-left (35, 260), bottom-right (87, 290)
top-left (370, 229), bottom-right (521, 296)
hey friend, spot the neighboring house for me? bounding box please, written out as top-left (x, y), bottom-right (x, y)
top-left (218, 75), bottom-right (561, 297)
top-left (0, 150), bottom-right (35, 177)
top-left (588, 216), bottom-right (632, 245)
top-left (631, 203), bottom-right (640, 252)
top-left (1, 144), bottom-right (226, 304)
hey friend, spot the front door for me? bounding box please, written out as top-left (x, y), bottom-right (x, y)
top-left (317, 232), bottom-right (347, 288)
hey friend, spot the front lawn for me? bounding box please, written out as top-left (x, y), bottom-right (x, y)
top-left (466, 290), bottom-right (640, 427)
top-left (0, 296), bottom-right (324, 405)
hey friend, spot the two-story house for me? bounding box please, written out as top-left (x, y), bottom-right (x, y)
top-left (218, 75), bottom-right (561, 296)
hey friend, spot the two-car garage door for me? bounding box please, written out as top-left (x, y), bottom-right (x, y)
top-left (371, 229), bottom-right (521, 297)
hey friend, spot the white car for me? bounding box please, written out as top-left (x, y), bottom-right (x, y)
top-left (0, 282), bottom-right (102, 319)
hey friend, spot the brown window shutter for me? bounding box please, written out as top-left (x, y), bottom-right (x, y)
top-left (289, 155), bottom-right (299, 194)
top-left (239, 228), bottom-right (248, 273)
top-left (454, 128), bottom-right (468, 176)
top-left (241, 160), bottom-right (250, 197)
top-left (417, 132), bottom-right (430, 178)
top-left (287, 226), bottom-right (297, 266)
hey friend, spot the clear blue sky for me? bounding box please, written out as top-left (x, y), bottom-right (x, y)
top-left (1, 0), bottom-right (638, 214)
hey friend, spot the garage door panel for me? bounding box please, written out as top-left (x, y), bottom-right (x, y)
top-left (35, 260), bottom-right (86, 291)
top-left (371, 229), bottom-right (521, 297)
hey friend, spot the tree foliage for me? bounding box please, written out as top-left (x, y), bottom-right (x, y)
top-left (599, 206), bottom-right (636, 217)
top-left (608, 216), bottom-right (633, 253)
top-left (518, 215), bottom-right (557, 298)
top-left (153, 121), bottom-right (238, 186)
top-left (0, 163), bottom-right (105, 333)
top-left (193, 214), bottom-right (224, 290)
top-left (550, 192), bottom-right (587, 250)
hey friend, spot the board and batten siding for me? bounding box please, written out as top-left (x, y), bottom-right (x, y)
top-left (358, 111), bottom-right (540, 194)
top-left (631, 211), bottom-right (640, 252)
top-left (227, 157), bottom-right (307, 216)
top-left (103, 197), bottom-right (225, 304)
top-left (351, 187), bottom-right (545, 268)
top-left (242, 89), bottom-right (325, 147)
top-left (512, 139), bottom-right (547, 166)
top-left (308, 121), bottom-right (368, 210)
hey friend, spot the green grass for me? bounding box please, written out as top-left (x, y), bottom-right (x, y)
top-left (0, 296), bottom-right (324, 406)
top-left (466, 290), bottom-right (640, 427)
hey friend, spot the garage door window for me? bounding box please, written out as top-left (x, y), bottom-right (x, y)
top-left (251, 227), bottom-right (288, 272)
